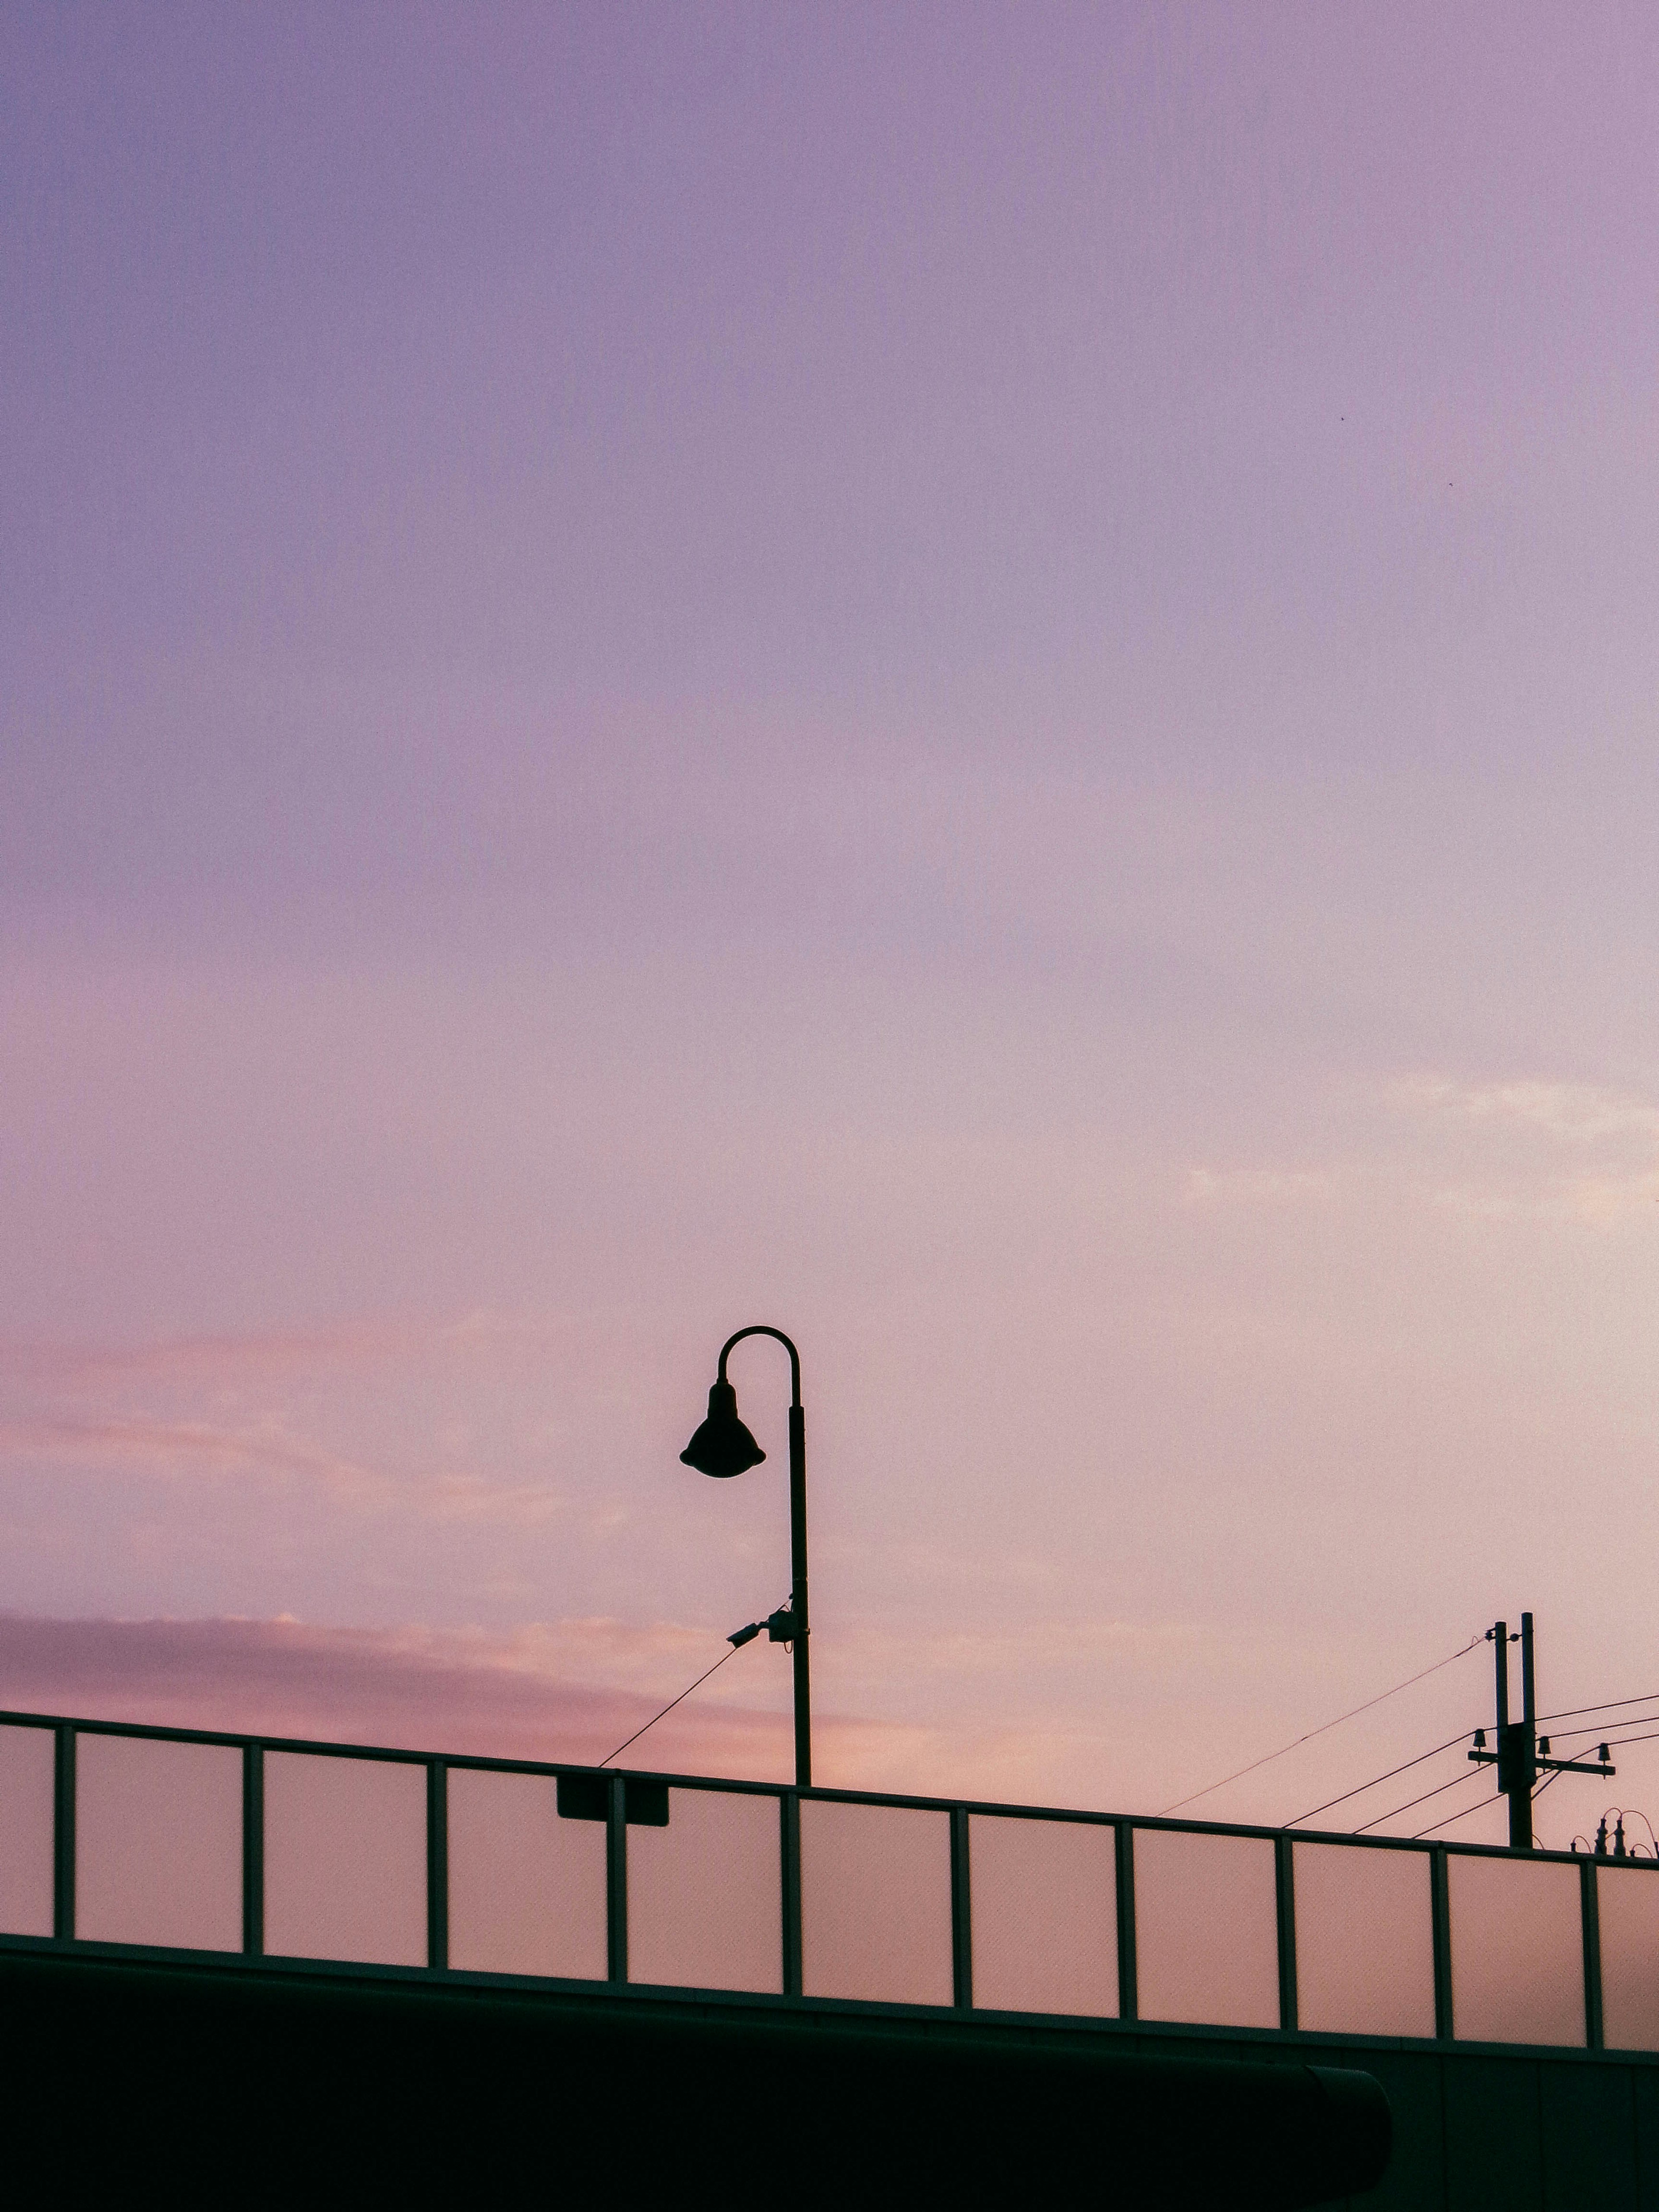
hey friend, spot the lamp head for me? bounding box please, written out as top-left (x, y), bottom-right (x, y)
top-left (681, 1379), bottom-right (766, 1479)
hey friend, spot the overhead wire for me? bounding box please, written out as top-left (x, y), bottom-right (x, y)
top-left (1535, 1688), bottom-right (1659, 1725)
top-left (1460, 1710), bottom-right (1659, 1848)
top-left (1414, 1791), bottom-right (1503, 1840)
top-left (600, 1646), bottom-right (741, 1767)
top-left (1285, 1727), bottom-right (1481, 1828)
top-left (1542, 1714), bottom-right (1659, 1748)
top-left (1352, 1764), bottom-right (1491, 1834)
top-left (1160, 1634), bottom-right (1484, 1816)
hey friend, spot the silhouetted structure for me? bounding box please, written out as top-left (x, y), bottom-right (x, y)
top-left (681, 1323), bottom-right (812, 1784)
top-left (7, 1701), bottom-right (1659, 2201)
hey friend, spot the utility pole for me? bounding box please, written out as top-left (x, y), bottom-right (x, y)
top-left (1468, 1612), bottom-right (1614, 1849)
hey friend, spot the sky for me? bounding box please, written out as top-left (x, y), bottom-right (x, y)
top-left (2, 2), bottom-right (1657, 1850)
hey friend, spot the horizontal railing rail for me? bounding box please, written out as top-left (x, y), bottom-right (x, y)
top-left (1, 1705), bottom-right (1654, 2053)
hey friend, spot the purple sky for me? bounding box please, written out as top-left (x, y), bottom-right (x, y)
top-left (3, 3), bottom-right (1657, 1844)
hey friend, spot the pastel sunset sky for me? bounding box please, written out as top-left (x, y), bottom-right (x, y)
top-left (3, 3), bottom-right (1656, 1849)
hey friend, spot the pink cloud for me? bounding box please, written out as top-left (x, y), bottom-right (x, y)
top-left (0, 1611), bottom-right (814, 1780)
top-left (0, 1322), bottom-right (427, 1385)
top-left (0, 1612), bottom-right (1060, 1800)
top-left (0, 1417), bottom-right (388, 1501)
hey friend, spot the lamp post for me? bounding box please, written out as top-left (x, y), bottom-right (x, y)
top-left (680, 1325), bottom-right (811, 1788)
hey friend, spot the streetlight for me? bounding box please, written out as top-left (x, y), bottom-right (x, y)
top-left (680, 1325), bottom-right (811, 1787)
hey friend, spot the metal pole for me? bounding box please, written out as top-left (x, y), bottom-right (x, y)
top-left (789, 1400), bottom-right (811, 1790)
top-left (242, 1742), bottom-right (264, 1957)
top-left (1114, 1824), bottom-right (1138, 2023)
top-left (718, 1326), bottom-right (811, 1791)
top-left (779, 1790), bottom-right (803, 1996)
top-left (1274, 1832), bottom-right (1299, 2033)
top-left (1492, 1616), bottom-right (1533, 1851)
top-left (53, 1724), bottom-right (75, 1943)
top-left (606, 1771), bottom-right (628, 1984)
top-left (426, 1758), bottom-right (449, 1971)
top-left (949, 1805), bottom-right (973, 2010)
top-left (1430, 1844), bottom-right (1453, 2040)
top-left (1513, 1611), bottom-right (1536, 1853)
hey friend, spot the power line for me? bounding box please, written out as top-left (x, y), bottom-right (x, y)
top-left (1414, 1791), bottom-right (1503, 1840)
top-left (1353, 1765), bottom-right (1490, 1834)
top-left (600, 1646), bottom-right (740, 1767)
top-left (1536, 1688), bottom-right (1659, 1725)
top-left (1160, 1635), bottom-right (1484, 1815)
top-left (1286, 1728), bottom-right (1479, 1828)
top-left (1549, 1714), bottom-right (1659, 1748)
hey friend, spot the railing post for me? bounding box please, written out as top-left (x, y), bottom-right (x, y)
top-left (1115, 1823), bottom-right (1138, 2021)
top-left (1581, 1856), bottom-right (1604, 2050)
top-left (53, 1724), bottom-right (75, 1943)
top-left (780, 1791), bottom-right (803, 1997)
top-left (606, 1773), bottom-right (628, 1983)
top-left (242, 1743), bottom-right (264, 1957)
top-left (950, 1805), bottom-right (973, 2010)
top-left (1430, 1845), bottom-right (1454, 2040)
top-left (427, 1759), bottom-right (448, 1971)
top-left (1274, 1831), bottom-right (1298, 2032)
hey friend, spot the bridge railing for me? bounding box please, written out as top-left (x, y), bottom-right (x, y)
top-left (2, 1709), bottom-right (1656, 2050)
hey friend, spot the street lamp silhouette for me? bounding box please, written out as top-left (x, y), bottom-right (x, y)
top-left (681, 1325), bottom-right (811, 1787)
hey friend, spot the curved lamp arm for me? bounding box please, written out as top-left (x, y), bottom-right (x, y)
top-left (717, 1325), bottom-right (801, 1408)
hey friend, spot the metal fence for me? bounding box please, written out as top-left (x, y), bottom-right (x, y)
top-left (3, 1708), bottom-right (1657, 2050)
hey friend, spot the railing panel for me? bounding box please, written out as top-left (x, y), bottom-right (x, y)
top-left (446, 1767), bottom-right (605, 1981)
top-left (799, 1799), bottom-right (952, 2006)
top-left (2, 1700), bottom-right (1646, 2060)
top-left (1447, 1852), bottom-right (1583, 2045)
top-left (264, 1753), bottom-right (426, 1967)
top-left (1293, 1840), bottom-right (1434, 2037)
top-left (0, 1724), bottom-right (54, 1937)
top-left (1133, 1827), bottom-right (1278, 2029)
top-left (629, 1786), bottom-right (782, 1994)
top-left (76, 1733), bottom-right (241, 1952)
top-left (968, 1813), bottom-right (1116, 2017)
top-left (1596, 1864), bottom-right (1659, 2052)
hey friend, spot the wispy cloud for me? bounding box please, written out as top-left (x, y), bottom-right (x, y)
top-left (0, 1309), bottom-right (597, 1388)
top-left (438, 1309), bottom-right (577, 1349)
top-left (1395, 1074), bottom-right (1659, 1146)
top-left (834, 1617), bottom-right (1205, 1681)
top-left (0, 1417), bottom-right (392, 1502)
top-left (0, 1611), bottom-right (1146, 1802)
top-left (1182, 1166), bottom-right (1333, 1207)
top-left (1427, 1174), bottom-right (1659, 1226)
top-left (0, 1321), bottom-right (427, 1386)
top-left (420, 1474), bottom-right (569, 1526)
top-left (1395, 1073), bottom-right (1659, 1224)
top-left (0, 1611), bottom-right (799, 1776)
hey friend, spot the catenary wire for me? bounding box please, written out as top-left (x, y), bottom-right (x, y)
top-left (1160, 1635), bottom-right (1484, 1815)
top-left (1286, 1728), bottom-right (1480, 1828)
